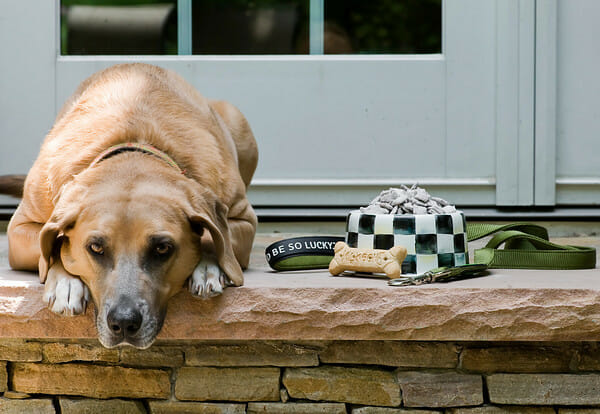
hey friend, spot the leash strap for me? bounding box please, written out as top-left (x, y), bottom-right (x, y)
top-left (265, 236), bottom-right (345, 271)
top-left (467, 222), bottom-right (596, 270)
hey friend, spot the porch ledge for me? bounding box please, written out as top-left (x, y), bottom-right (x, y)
top-left (1, 265), bottom-right (600, 342)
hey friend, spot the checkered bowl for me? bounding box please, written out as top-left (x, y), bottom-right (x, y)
top-left (345, 210), bottom-right (469, 274)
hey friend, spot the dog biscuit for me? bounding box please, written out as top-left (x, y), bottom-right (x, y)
top-left (329, 242), bottom-right (408, 279)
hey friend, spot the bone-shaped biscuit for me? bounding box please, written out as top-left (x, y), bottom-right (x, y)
top-left (329, 242), bottom-right (408, 279)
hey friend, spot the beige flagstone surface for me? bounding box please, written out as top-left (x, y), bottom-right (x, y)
top-left (0, 233), bottom-right (599, 341)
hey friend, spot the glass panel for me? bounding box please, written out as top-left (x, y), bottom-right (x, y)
top-left (61, 0), bottom-right (178, 55)
top-left (61, 0), bottom-right (441, 56)
top-left (192, 0), bottom-right (309, 54)
top-left (323, 0), bottom-right (442, 54)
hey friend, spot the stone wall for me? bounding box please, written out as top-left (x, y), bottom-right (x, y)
top-left (0, 340), bottom-right (599, 413)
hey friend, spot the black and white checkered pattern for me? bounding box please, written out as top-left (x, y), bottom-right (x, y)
top-left (345, 211), bottom-right (468, 274)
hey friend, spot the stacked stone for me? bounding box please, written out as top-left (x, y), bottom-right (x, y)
top-left (360, 185), bottom-right (458, 215)
top-left (0, 339), bottom-right (599, 413)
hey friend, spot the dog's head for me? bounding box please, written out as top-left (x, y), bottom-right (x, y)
top-left (38, 157), bottom-right (242, 348)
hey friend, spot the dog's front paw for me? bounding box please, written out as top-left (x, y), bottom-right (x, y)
top-left (189, 255), bottom-right (231, 299)
top-left (43, 264), bottom-right (90, 316)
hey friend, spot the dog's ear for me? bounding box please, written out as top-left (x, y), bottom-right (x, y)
top-left (185, 188), bottom-right (243, 286)
top-left (39, 206), bottom-right (80, 283)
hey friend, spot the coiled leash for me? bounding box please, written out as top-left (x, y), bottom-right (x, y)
top-left (465, 222), bottom-right (596, 270)
top-left (389, 222), bottom-right (596, 286)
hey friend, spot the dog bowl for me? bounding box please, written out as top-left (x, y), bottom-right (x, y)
top-left (345, 210), bottom-right (468, 274)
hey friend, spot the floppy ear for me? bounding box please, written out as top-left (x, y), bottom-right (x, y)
top-left (186, 190), bottom-right (244, 286)
top-left (38, 207), bottom-right (79, 283)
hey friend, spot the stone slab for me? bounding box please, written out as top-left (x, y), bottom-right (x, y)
top-left (0, 340), bottom-right (42, 361)
top-left (148, 402), bottom-right (246, 414)
top-left (461, 346), bottom-right (574, 372)
top-left (175, 367), bottom-right (280, 402)
top-left (43, 343), bottom-right (119, 363)
top-left (352, 408), bottom-right (440, 414)
top-left (396, 371), bottom-right (483, 408)
top-left (0, 362), bottom-right (6, 393)
top-left (247, 403), bottom-right (347, 414)
top-left (320, 341), bottom-right (458, 368)
top-left (0, 398), bottom-right (54, 414)
top-left (120, 346), bottom-right (184, 367)
top-left (59, 398), bottom-right (146, 414)
top-left (11, 363), bottom-right (170, 399)
top-left (576, 343), bottom-right (600, 371)
top-left (283, 366), bottom-right (401, 407)
top-left (448, 408), bottom-right (555, 414)
top-left (1, 233), bottom-right (600, 342)
top-left (185, 342), bottom-right (319, 367)
top-left (2, 392), bottom-right (30, 399)
top-left (487, 373), bottom-right (600, 405)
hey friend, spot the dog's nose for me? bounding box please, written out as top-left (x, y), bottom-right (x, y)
top-left (107, 300), bottom-right (143, 336)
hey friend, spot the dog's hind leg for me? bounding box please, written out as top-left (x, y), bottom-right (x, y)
top-left (7, 221), bottom-right (42, 271)
top-left (7, 203), bottom-right (44, 272)
top-left (44, 261), bottom-right (90, 316)
top-left (227, 201), bottom-right (258, 270)
top-left (209, 100), bottom-right (258, 189)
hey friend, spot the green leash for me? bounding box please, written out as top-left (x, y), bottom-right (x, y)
top-left (466, 222), bottom-right (596, 270)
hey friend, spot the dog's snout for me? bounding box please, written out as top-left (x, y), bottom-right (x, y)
top-left (106, 299), bottom-right (143, 337)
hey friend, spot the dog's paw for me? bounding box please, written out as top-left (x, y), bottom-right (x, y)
top-left (43, 265), bottom-right (90, 316)
top-left (189, 256), bottom-right (231, 299)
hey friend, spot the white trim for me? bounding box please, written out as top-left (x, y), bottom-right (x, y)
top-left (251, 178), bottom-right (495, 187)
top-left (534, 0), bottom-right (558, 205)
top-left (56, 54), bottom-right (444, 63)
top-left (494, 0), bottom-right (535, 206)
top-left (309, 0), bottom-right (324, 55)
top-left (556, 178), bottom-right (600, 185)
top-left (248, 181), bottom-right (496, 206)
top-left (177, 0), bottom-right (192, 55)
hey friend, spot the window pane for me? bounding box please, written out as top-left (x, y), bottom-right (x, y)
top-left (60, 0), bottom-right (441, 56)
top-left (192, 0), bottom-right (309, 55)
top-left (324, 0), bottom-right (441, 54)
top-left (61, 0), bottom-right (178, 55)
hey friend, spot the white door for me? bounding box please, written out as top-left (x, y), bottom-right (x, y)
top-left (0, 1), bottom-right (536, 209)
top-left (535, 0), bottom-right (600, 205)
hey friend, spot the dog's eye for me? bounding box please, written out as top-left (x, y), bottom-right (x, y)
top-left (154, 242), bottom-right (172, 256)
top-left (88, 242), bottom-right (104, 256)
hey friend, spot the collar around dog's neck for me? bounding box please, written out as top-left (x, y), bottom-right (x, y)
top-left (89, 142), bottom-right (186, 175)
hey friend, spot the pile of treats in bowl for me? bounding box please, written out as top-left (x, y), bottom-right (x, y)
top-left (360, 185), bottom-right (458, 215)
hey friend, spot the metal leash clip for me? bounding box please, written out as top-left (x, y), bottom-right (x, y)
top-left (388, 264), bottom-right (489, 286)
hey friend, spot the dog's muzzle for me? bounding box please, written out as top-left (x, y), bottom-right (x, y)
top-left (106, 296), bottom-right (143, 338)
top-left (98, 295), bottom-right (160, 348)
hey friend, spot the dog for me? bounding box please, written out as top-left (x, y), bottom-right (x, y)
top-left (1, 63), bottom-right (258, 349)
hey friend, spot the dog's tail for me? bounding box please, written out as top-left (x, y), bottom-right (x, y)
top-left (0, 175), bottom-right (26, 198)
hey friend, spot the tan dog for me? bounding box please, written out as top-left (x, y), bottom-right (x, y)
top-left (4, 63), bottom-right (258, 349)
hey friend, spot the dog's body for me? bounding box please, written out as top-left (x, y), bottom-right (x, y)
top-left (4, 63), bottom-right (258, 348)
